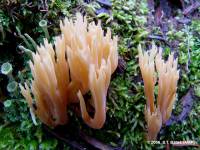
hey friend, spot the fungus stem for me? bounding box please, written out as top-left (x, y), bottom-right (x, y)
top-left (39, 20), bottom-right (50, 40)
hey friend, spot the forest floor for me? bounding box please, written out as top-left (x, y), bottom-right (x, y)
top-left (0, 0), bottom-right (199, 149)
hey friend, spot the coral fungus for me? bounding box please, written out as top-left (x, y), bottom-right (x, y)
top-left (60, 13), bottom-right (118, 99)
top-left (138, 43), bottom-right (179, 140)
top-left (20, 13), bottom-right (118, 129)
top-left (20, 36), bottom-right (70, 127)
top-left (60, 13), bottom-right (118, 129)
top-left (77, 61), bottom-right (111, 129)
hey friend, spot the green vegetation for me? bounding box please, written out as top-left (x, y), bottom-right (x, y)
top-left (0, 0), bottom-right (199, 149)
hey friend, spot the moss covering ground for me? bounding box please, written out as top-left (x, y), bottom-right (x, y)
top-left (0, 0), bottom-right (199, 149)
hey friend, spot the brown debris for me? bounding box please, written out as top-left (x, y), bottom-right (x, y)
top-left (166, 88), bottom-right (195, 126)
top-left (183, 1), bottom-right (200, 15)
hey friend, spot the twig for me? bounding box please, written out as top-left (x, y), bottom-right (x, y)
top-left (43, 125), bottom-right (120, 150)
top-left (147, 35), bottom-right (170, 46)
top-left (148, 35), bottom-right (166, 41)
top-left (183, 1), bottom-right (200, 15)
top-left (79, 130), bottom-right (121, 150)
top-left (43, 125), bottom-right (85, 150)
top-left (21, 2), bottom-right (37, 8)
top-left (39, 0), bottom-right (48, 12)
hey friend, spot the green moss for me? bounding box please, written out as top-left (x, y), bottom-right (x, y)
top-left (0, 0), bottom-right (199, 149)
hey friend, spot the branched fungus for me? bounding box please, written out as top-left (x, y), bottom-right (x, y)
top-left (20, 13), bottom-right (118, 129)
top-left (20, 35), bottom-right (70, 127)
top-left (155, 50), bottom-right (179, 124)
top-left (60, 13), bottom-right (118, 129)
top-left (138, 43), bottom-right (179, 140)
top-left (77, 60), bottom-right (111, 129)
top-left (60, 13), bottom-right (118, 100)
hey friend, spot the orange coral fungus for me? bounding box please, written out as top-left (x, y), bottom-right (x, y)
top-left (20, 13), bottom-right (118, 129)
top-left (138, 43), bottom-right (179, 140)
top-left (155, 50), bottom-right (179, 124)
top-left (60, 13), bottom-right (118, 129)
top-left (77, 60), bottom-right (111, 129)
top-left (144, 107), bottom-right (162, 140)
top-left (60, 13), bottom-right (118, 100)
top-left (20, 36), bottom-right (70, 127)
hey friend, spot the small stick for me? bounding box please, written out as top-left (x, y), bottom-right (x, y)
top-left (79, 130), bottom-right (119, 150)
top-left (183, 1), bottom-right (200, 15)
top-left (43, 125), bottom-right (85, 150)
top-left (147, 35), bottom-right (170, 46)
top-left (147, 35), bottom-right (166, 41)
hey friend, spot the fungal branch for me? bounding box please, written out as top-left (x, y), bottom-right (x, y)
top-left (20, 35), bottom-right (70, 127)
top-left (60, 13), bottom-right (118, 129)
top-left (138, 44), bottom-right (157, 114)
top-left (60, 13), bottom-right (118, 98)
top-left (138, 43), bottom-right (179, 140)
top-left (155, 50), bottom-right (179, 124)
top-left (78, 60), bottom-right (111, 129)
top-left (20, 13), bottom-right (118, 129)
